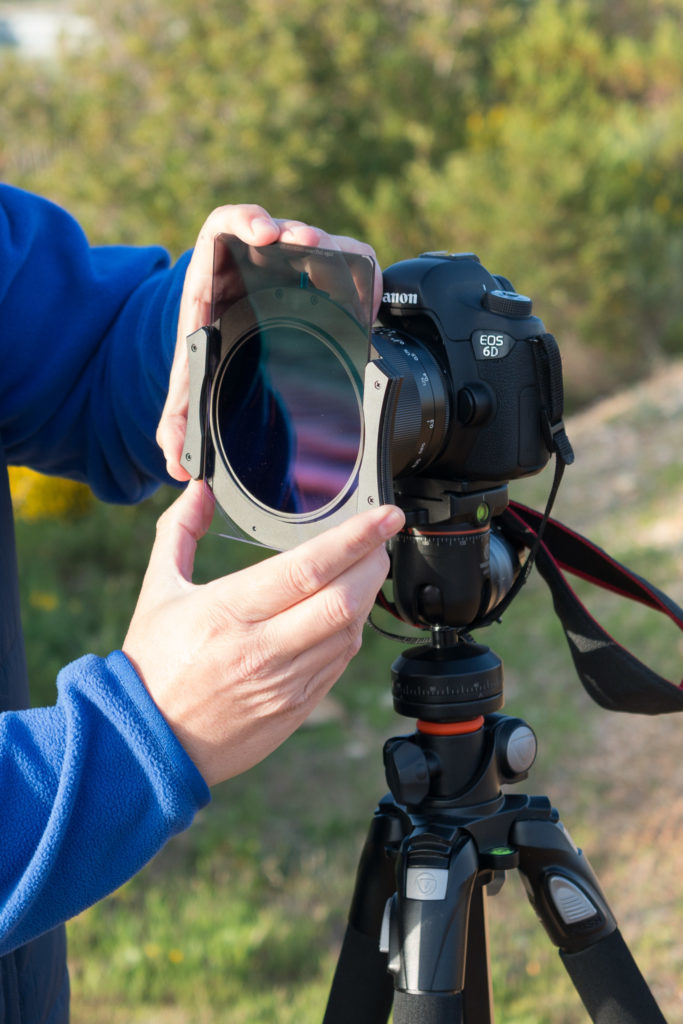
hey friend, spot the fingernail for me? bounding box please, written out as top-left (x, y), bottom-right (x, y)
top-left (377, 505), bottom-right (405, 538)
top-left (250, 215), bottom-right (277, 236)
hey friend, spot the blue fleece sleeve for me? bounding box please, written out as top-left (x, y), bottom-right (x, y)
top-left (0, 184), bottom-right (190, 503)
top-left (0, 651), bottom-right (210, 956)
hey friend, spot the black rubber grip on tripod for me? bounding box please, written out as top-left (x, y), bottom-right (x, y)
top-left (561, 929), bottom-right (668, 1023)
top-left (392, 990), bottom-right (464, 1024)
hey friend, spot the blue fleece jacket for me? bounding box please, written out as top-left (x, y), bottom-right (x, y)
top-left (0, 185), bottom-right (210, 1018)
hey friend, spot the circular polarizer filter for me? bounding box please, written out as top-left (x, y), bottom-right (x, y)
top-left (208, 282), bottom-right (370, 548)
top-left (213, 317), bottom-right (363, 516)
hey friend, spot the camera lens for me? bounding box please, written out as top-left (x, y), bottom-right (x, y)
top-left (213, 320), bottom-right (363, 515)
top-left (371, 327), bottom-right (449, 479)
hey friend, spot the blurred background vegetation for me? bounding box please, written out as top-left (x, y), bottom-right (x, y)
top-left (2, 0), bottom-right (682, 406)
top-left (2, 0), bottom-right (682, 1020)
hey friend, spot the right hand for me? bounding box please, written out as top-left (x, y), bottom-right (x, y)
top-left (122, 482), bottom-right (404, 786)
top-left (157, 204), bottom-right (381, 483)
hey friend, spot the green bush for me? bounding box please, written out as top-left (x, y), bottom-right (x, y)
top-left (1, 0), bottom-right (680, 405)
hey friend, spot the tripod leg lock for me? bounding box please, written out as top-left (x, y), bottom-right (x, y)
top-left (384, 833), bottom-right (479, 994)
top-left (512, 817), bottom-right (617, 952)
top-left (512, 817), bottom-right (668, 1020)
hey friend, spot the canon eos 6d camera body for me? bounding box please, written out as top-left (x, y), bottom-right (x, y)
top-left (182, 238), bottom-right (567, 628)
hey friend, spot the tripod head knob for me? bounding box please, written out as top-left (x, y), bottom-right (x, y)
top-left (496, 720), bottom-right (537, 778)
top-left (383, 739), bottom-right (436, 807)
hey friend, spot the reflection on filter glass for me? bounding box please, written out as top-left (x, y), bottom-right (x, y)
top-left (216, 325), bottom-right (362, 515)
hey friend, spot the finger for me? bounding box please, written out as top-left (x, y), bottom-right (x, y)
top-left (276, 221), bottom-right (372, 257)
top-left (246, 220), bottom-right (344, 279)
top-left (160, 205), bottom-right (282, 478)
top-left (276, 222), bottom-right (381, 318)
top-left (197, 203), bottom-right (281, 255)
top-left (320, 235), bottom-right (381, 316)
top-left (274, 219), bottom-right (334, 249)
top-left (209, 504), bottom-right (404, 621)
top-left (146, 480), bottom-right (215, 586)
top-left (178, 205), bottom-right (281, 339)
top-left (157, 406), bottom-right (191, 481)
top-left (250, 543), bottom-right (389, 668)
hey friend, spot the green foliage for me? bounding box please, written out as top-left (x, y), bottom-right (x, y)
top-left (346, 0), bottom-right (683, 402)
top-left (1, 0), bottom-right (680, 405)
top-left (0, 0), bottom-right (511, 246)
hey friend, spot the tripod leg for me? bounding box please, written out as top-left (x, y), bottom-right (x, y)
top-left (512, 816), bottom-right (667, 1023)
top-left (462, 881), bottom-right (494, 1024)
top-left (387, 833), bottom-right (481, 1024)
top-left (323, 799), bottom-right (408, 1024)
top-left (561, 930), bottom-right (667, 1024)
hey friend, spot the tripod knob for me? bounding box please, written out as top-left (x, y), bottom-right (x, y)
top-left (384, 739), bottom-right (435, 807)
top-left (496, 719), bottom-right (537, 780)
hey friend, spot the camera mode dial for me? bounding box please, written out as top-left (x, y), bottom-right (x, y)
top-left (482, 289), bottom-right (533, 318)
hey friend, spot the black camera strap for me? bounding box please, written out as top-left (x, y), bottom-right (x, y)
top-left (500, 503), bottom-right (683, 715)
top-left (472, 332), bottom-right (575, 631)
top-left (533, 332), bottom-right (576, 471)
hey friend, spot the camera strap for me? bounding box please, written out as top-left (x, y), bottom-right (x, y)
top-left (472, 332), bottom-right (575, 631)
top-left (499, 503), bottom-right (683, 715)
top-left (533, 332), bottom-right (576, 471)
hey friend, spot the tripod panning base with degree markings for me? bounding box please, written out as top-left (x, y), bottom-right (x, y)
top-left (322, 591), bottom-right (668, 1022)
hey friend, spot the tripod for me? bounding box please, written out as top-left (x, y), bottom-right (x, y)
top-left (322, 630), bottom-right (668, 1024)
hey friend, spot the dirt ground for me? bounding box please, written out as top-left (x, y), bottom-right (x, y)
top-left (536, 360), bottom-right (683, 1020)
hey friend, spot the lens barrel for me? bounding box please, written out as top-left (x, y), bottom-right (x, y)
top-left (371, 327), bottom-right (450, 482)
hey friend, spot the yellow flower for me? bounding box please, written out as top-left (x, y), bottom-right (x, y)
top-left (28, 591), bottom-right (59, 612)
top-left (466, 111), bottom-right (484, 136)
top-left (8, 467), bottom-right (93, 522)
top-left (168, 949), bottom-right (185, 964)
top-left (653, 194), bottom-right (672, 216)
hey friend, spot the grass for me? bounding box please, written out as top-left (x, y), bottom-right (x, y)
top-left (13, 368), bottom-right (683, 1023)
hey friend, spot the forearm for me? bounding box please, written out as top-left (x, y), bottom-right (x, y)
top-left (0, 185), bottom-right (190, 503)
top-left (0, 651), bottom-right (209, 956)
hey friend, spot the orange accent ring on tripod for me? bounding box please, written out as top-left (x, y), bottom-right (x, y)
top-left (417, 716), bottom-right (485, 736)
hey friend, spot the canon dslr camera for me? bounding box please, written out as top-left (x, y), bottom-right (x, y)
top-left (182, 238), bottom-right (568, 628)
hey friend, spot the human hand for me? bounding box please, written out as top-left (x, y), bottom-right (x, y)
top-left (157, 205), bottom-right (381, 482)
top-left (122, 481), bottom-right (403, 786)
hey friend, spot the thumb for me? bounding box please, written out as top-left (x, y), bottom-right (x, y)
top-left (146, 481), bottom-right (215, 586)
top-left (157, 345), bottom-right (192, 482)
top-left (156, 404), bottom-right (192, 482)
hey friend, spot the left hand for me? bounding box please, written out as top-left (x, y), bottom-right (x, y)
top-left (122, 480), bottom-right (403, 786)
top-left (157, 204), bottom-right (381, 482)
